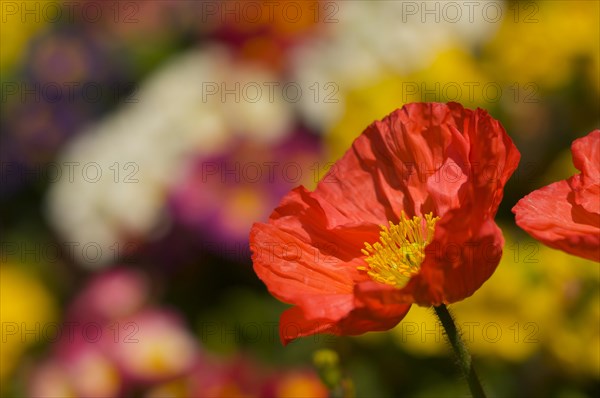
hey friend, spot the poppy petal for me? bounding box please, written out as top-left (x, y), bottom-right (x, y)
top-left (570, 129), bottom-right (600, 214)
top-left (513, 178), bottom-right (600, 262)
top-left (279, 284), bottom-right (412, 345)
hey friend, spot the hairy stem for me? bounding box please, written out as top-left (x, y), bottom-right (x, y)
top-left (434, 304), bottom-right (486, 398)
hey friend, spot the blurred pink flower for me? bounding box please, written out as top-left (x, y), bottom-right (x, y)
top-left (28, 359), bottom-right (76, 398)
top-left (27, 268), bottom-right (201, 396)
top-left (30, 329), bottom-right (122, 398)
top-left (68, 268), bottom-right (149, 323)
top-left (105, 309), bottom-right (200, 384)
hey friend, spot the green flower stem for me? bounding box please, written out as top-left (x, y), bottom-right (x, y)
top-left (434, 304), bottom-right (487, 398)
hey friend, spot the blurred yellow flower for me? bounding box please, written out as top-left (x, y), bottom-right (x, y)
top-left (0, 263), bottom-right (57, 387)
top-left (483, 0), bottom-right (600, 90)
top-left (392, 226), bottom-right (599, 374)
top-left (409, 48), bottom-right (494, 108)
top-left (0, 0), bottom-right (49, 73)
top-left (325, 48), bottom-right (491, 160)
top-left (534, 241), bottom-right (600, 377)
top-left (391, 305), bottom-right (448, 357)
top-left (325, 73), bottom-right (406, 160)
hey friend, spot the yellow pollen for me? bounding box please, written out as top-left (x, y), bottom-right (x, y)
top-left (359, 211), bottom-right (439, 289)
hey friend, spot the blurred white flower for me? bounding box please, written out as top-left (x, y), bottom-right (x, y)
top-left (45, 45), bottom-right (294, 267)
top-left (291, 0), bottom-right (502, 131)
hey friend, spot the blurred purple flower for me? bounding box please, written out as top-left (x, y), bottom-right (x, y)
top-left (1, 26), bottom-right (131, 198)
top-left (168, 131), bottom-right (324, 259)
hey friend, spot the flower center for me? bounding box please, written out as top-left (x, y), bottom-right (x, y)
top-left (359, 212), bottom-right (439, 289)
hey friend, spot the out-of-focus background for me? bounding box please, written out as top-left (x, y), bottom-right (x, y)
top-left (1, 1), bottom-right (599, 397)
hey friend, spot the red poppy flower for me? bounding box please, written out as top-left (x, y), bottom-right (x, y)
top-left (250, 102), bottom-right (520, 344)
top-left (513, 129), bottom-right (600, 262)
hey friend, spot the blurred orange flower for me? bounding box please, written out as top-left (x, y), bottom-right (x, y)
top-left (513, 130), bottom-right (600, 262)
top-left (250, 102), bottom-right (520, 344)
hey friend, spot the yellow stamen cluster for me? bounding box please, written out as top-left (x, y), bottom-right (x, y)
top-left (359, 212), bottom-right (439, 289)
